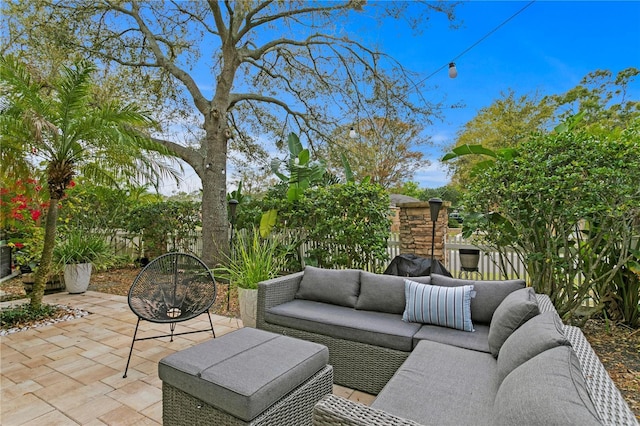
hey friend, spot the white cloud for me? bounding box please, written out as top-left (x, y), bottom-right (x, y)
top-left (414, 161), bottom-right (451, 189)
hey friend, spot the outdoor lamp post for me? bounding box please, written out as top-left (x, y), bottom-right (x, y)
top-left (227, 199), bottom-right (239, 310)
top-left (428, 198), bottom-right (443, 273)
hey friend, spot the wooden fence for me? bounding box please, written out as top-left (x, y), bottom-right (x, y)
top-left (445, 242), bottom-right (528, 281)
top-left (109, 228), bottom-right (532, 281)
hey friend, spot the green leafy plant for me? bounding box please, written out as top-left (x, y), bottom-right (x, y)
top-left (444, 115), bottom-right (640, 325)
top-left (0, 303), bottom-right (63, 329)
top-left (296, 182), bottom-right (392, 271)
top-left (54, 231), bottom-right (112, 269)
top-left (124, 201), bottom-right (201, 258)
top-left (215, 228), bottom-right (288, 290)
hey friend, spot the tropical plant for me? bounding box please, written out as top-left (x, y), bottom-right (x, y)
top-left (215, 228), bottom-right (288, 290)
top-left (0, 55), bottom-right (176, 309)
top-left (260, 133), bottom-right (327, 237)
top-left (1, 178), bottom-right (47, 270)
top-left (53, 231), bottom-right (112, 269)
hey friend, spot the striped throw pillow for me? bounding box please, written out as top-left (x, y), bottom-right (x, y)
top-left (403, 280), bottom-right (474, 332)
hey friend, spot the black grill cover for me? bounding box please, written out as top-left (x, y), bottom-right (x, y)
top-left (384, 254), bottom-right (452, 277)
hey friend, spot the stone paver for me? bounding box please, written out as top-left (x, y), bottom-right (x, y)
top-left (1, 291), bottom-right (372, 425)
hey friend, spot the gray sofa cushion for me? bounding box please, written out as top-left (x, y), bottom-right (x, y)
top-left (158, 328), bottom-right (328, 422)
top-left (497, 311), bottom-right (570, 383)
top-left (413, 323), bottom-right (490, 353)
top-left (488, 287), bottom-right (540, 357)
top-left (295, 266), bottom-right (361, 307)
top-left (431, 274), bottom-right (525, 324)
top-left (372, 340), bottom-right (498, 425)
top-left (355, 272), bottom-right (430, 314)
top-left (266, 299), bottom-right (421, 351)
top-left (494, 346), bottom-right (601, 425)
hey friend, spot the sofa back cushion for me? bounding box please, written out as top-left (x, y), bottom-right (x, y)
top-left (355, 272), bottom-right (431, 314)
top-left (488, 287), bottom-right (540, 357)
top-left (493, 346), bottom-right (601, 425)
top-left (402, 280), bottom-right (474, 332)
top-left (431, 274), bottom-right (525, 324)
top-left (497, 311), bottom-right (570, 383)
top-left (294, 266), bottom-right (361, 307)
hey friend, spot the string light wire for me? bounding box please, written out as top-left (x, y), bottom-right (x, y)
top-left (419, 0), bottom-right (537, 83)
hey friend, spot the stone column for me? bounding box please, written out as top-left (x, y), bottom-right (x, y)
top-left (397, 202), bottom-right (449, 262)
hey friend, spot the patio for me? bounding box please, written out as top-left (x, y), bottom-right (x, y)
top-left (0, 291), bottom-right (374, 425)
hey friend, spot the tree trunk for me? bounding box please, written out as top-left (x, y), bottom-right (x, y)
top-left (200, 125), bottom-right (230, 267)
top-left (30, 195), bottom-right (60, 309)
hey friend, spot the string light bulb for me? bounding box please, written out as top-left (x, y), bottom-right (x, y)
top-left (349, 127), bottom-right (357, 139)
top-left (448, 63), bottom-right (458, 79)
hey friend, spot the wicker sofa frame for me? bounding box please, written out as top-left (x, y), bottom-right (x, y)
top-left (257, 271), bottom-right (638, 425)
top-left (258, 271), bottom-right (409, 395)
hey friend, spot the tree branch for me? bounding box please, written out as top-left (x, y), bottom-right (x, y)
top-left (108, 1), bottom-right (210, 115)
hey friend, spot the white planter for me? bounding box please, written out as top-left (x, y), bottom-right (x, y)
top-left (238, 287), bottom-right (258, 328)
top-left (64, 263), bottom-right (92, 294)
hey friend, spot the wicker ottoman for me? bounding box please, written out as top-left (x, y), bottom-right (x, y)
top-left (159, 327), bottom-right (333, 425)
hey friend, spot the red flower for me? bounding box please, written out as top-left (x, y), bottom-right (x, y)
top-left (14, 242), bottom-right (24, 249)
top-left (68, 181), bottom-right (76, 188)
top-left (30, 209), bottom-right (41, 221)
top-left (11, 211), bottom-right (24, 220)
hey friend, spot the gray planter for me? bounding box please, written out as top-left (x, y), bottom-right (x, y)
top-left (64, 263), bottom-right (92, 294)
top-left (238, 287), bottom-right (258, 328)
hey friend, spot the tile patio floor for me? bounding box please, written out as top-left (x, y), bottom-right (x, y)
top-left (0, 291), bottom-right (375, 425)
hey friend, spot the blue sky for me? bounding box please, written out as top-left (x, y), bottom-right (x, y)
top-left (370, 0), bottom-right (640, 188)
top-left (161, 1), bottom-right (640, 194)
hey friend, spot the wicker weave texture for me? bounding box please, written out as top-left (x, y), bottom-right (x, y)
top-left (259, 321), bottom-right (408, 395)
top-left (163, 365), bottom-right (333, 426)
top-left (313, 394), bottom-right (422, 426)
top-left (257, 272), bottom-right (303, 328)
top-left (564, 325), bottom-right (639, 426)
top-left (257, 273), bottom-right (409, 395)
top-left (128, 252), bottom-right (216, 323)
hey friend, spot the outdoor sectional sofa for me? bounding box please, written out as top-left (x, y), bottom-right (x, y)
top-left (256, 266), bottom-right (638, 425)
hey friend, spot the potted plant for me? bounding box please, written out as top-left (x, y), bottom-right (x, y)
top-left (54, 231), bottom-right (111, 294)
top-left (216, 228), bottom-right (288, 327)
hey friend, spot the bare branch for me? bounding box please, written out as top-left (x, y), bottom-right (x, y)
top-left (106, 1), bottom-right (209, 115)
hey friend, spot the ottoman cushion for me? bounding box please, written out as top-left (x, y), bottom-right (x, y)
top-left (159, 328), bottom-right (329, 422)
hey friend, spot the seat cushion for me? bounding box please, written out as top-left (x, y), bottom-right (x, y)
top-left (488, 287), bottom-right (540, 357)
top-left (494, 346), bottom-right (601, 425)
top-left (355, 271), bottom-right (431, 314)
top-left (497, 311), bottom-right (570, 383)
top-left (295, 266), bottom-right (361, 308)
top-left (372, 340), bottom-right (498, 425)
top-left (413, 323), bottom-right (490, 353)
top-left (266, 299), bottom-right (421, 351)
top-left (403, 280), bottom-right (474, 332)
top-left (431, 274), bottom-right (525, 324)
top-left (158, 328), bottom-right (328, 422)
